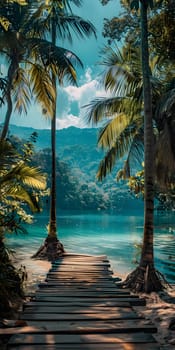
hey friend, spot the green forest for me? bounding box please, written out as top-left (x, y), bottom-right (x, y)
top-left (8, 125), bottom-right (145, 212)
top-left (0, 0), bottom-right (175, 328)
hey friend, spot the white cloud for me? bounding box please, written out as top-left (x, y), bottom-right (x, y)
top-left (64, 78), bottom-right (98, 103)
top-left (85, 67), bottom-right (93, 83)
top-left (56, 114), bottom-right (83, 129)
top-left (61, 67), bottom-right (109, 128)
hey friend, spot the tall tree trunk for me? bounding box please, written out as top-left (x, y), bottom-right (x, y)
top-left (137, 0), bottom-right (160, 292)
top-left (140, 0), bottom-right (154, 269)
top-left (32, 18), bottom-right (64, 261)
top-left (0, 59), bottom-right (18, 140)
top-left (48, 19), bottom-right (57, 238)
top-left (48, 94), bottom-right (57, 238)
top-left (122, 0), bottom-right (164, 292)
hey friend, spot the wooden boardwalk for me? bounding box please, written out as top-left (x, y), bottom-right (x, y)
top-left (5, 253), bottom-right (159, 349)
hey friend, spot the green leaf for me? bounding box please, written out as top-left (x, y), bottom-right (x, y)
top-left (0, 17), bottom-right (10, 31)
top-left (12, 0), bottom-right (27, 5)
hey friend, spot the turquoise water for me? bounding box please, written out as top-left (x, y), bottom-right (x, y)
top-left (6, 211), bottom-right (175, 283)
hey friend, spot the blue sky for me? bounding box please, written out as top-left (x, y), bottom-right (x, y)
top-left (9, 0), bottom-right (122, 130)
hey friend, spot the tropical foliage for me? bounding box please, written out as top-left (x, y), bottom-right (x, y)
top-left (0, 135), bottom-right (47, 314)
top-left (0, 135), bottom-right (47, 236)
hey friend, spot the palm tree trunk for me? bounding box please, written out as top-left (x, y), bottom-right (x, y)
top-left (122, 1), bottom-right (164, 292)
top-left (32, 18), bottom-right (64, 261)
top-left (48, 107), bottom-right (57, 238)
top-left (0, 60), bottom-right (17, 140)
top-left (48, 31), bottom-right (57, 238)
top-left (140, 0), bottom-right (154, 269)
top-left (1, 89), bottom-right (13, 140)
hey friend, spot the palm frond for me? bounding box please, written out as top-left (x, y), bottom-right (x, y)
top-left (96, 146), bottom-right (118, 181)
top-left (13, 67), bottom-right (31, 114)
top-left (29, 63), bottom-right (55, 117)
top-left (100, 45), bottom-right (142, 96)
top-left (29, 38), bottom-right (83, 85)
top-left (0, 16), bottom-right (10, 31)
top-left (12, 0), bottom-right (27, 5)
top-left (0, 163), bottom-right (46, 190)
top-left (98, 113), bottom-right (142, 149)
top-left (22, 4), bottom-right (47, 38)
top-left (38, 0), bottom-right (94, 40)
top-left (125, 127), bottom-right (144, 173)
top-left (54, 15), bottom-right (96, 42)
top-left (116, 160), bottom-right (131, 180)
top-left (96, 126), bottom-right (137, 181)
top-left (5, 184), bottom-right (41, 212)
top-left (84, 96), bottom-right (125, 125)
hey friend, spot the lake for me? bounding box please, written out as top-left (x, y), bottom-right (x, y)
top-left (6, 211), bottom-right (175, 284)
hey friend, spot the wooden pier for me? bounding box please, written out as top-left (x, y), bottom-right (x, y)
top-left (3, 254), bottom-right (159, 349)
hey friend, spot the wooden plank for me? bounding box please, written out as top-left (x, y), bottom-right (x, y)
top-left (49, 270), bottom-right (112, 274)
top-left (52, 262), bottom-right (111, 266)
top-left (33, 296), bottom-right (146, 306)
top-left (41, 276), bottom-right (119, 283)
top-left (53, 256), bottom-right (108, 262)
top-left (36, 289), bottom-right (130, 296)
top-left (0, 328), bottom-right (155, 344)
top-left (45, 277), bottom-right (114, 283)
top-left (45, 279), bottom-right (115, 284)
top-left (43, 282), bottom-right (119, 288)
top-left (6, 343), bottom-right (160, 350)
top-left (22, 306), bottom-right (135, 314)
top-left (50, 264), bottom-right (112, 269)
top-left (8, 332), bottom-right (157, 345)
top-left (34, 292), bottom-right (137, 298)
top-left (50, 266), bottom-right (111, 271)
top-left (22, 311), bottom-right (139, 320)
top-left (48, 271), bottom-right (113, 275)
top-left (38, 287), bottom-right (126, 293)
top-left (18, 319), bottom-right (156, 333)
top-left (58, 253), bottom-right (108, 259)
top-left (42, 280), bottom-right (120, 286)
top-left (23, 301), bottom-right (131, 308)
top-left (47, 273), bottom-right (113, 279)
top-left (44, 279), bottom-right (117, 284)
top-left (7, 332), bottom-right (157, 342)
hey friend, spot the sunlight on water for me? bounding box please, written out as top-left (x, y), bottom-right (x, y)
top-left (6, 211), bottom-right (175, 283)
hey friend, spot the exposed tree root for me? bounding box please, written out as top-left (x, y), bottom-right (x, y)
top-left (32, 236), bottom-right (65, 261)
top-left (120, 264), bottom-right (170, 293)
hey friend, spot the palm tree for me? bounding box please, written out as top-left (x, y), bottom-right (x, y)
top-left (32, 0), bottom-right (96, 260)
top-left (0, 1), bottom-right (56, 140)
top-left (120, 0), bottom-right (163, 292)
top-left (0, 0), bottom-right (95, 260)
top-left (86, 1), bottom-right (173, 291)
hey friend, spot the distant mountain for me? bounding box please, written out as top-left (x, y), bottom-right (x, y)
top-left (8, 124), bottom-right (144, 212)
top-left (8, 124), bottom-right (99, 150)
